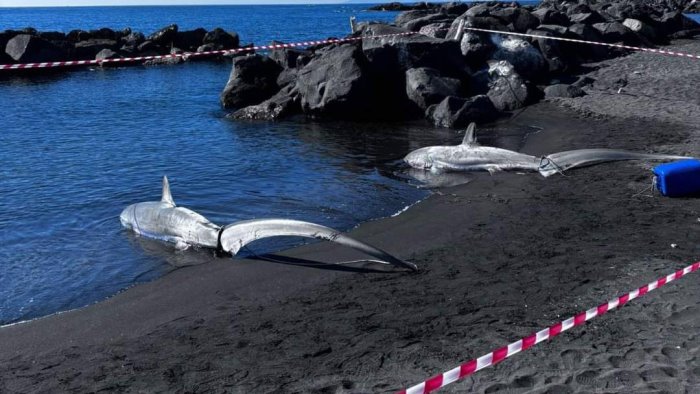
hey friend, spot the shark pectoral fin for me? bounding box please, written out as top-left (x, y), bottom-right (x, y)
top-left (432, 159), bottom-right (462, 172)
top-left (174, 239), bottom-right (190, 250)
top-left (462, 122), bottom-right (479, 146)
top-left (161, 176), bottom-right (175, 206)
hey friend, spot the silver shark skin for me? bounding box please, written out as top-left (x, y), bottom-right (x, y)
top-left (404, 123), bottom-right (691, 177)
top-left (120, 177), bottom-right (416, 271)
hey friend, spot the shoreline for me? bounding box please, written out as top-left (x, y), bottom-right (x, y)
top-left (2, 38), bottom-right (700, 392)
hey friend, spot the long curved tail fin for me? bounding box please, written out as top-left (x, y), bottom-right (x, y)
top-left (219, 219), bottom-right (417, 271)
top-left (539, 149), bottom-right (692, 177)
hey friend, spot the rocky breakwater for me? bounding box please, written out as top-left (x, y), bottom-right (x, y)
top-left (222, 0), bottom-right (699, 127)
top-left (0, 24), bottom-right (241, 69)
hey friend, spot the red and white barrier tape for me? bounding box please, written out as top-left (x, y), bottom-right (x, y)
top-left (0, 31), bottom-right (417, 71)
top-left (399, 261), bottom-right (700, 394)
top-left (465, 26), bottom-right (700, 60)
top-left (3, 25), bottom-right (699, 71)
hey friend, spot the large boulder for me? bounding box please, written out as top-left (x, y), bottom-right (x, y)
top-left (405, 67), bottom-right (463, 111)
top-left (568, 11), bottom-right (606, 25)
top-left (174, 28), bottom-right (207, 51)
top-left (531, 8), bottom-right (570, 26)
top-left (95, 48), bottom-right (121, 61)
top-left (529, 25), bottom-right (578, 73)
top-left (147, 24), bottom-right (178, 46)
top-left (361, 24), bottom-right (469, 78)
top-left (39, 31), bottom-right (66, 41)
top-left (5, 34), bottom-right (67, 63)
top-left (203, 28), bottom-right (239, 50)
top-left (491, 7), bottom-right (541, 32)
top-left (623, 18), bottom-right (658, 42)
top-left (74, 39), bottom-right (119, 60)
top-left (486, 60), bottom-right (534, 111)
top-left (120, 31), bottom-right (145, 51)
top-left (220, 54), bottom-right (282, 109)
top-left (66, 29), bottom-right (92, 42)
top-left (490, 35), bottom-right (547, 81)
top-left (459, 31), bottom-right (495, 68)
top-left (269, 42), bottom-right (309, 69)
top-left (89, 28), bottom-right (117, 41)
top-left (427, 95), bottom-right (498, 128)
top-left (593, 21), bottom-right (640, 44)
top-left (395, 10), bottom-right (434, 27)
top-left (295, 44), bottom-right (375, 119)
top-left (418, 22), bottom-right (452, 39)
top-left (402, 13), bottom-right (452, 32)
top-left (229, 85), bottom-right (300, 121)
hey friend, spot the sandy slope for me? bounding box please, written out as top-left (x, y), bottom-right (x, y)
top-left (1, 40), bottom-right (700, 393)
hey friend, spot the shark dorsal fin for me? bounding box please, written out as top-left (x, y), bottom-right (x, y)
top-left (462, 123), bottom-right (478, 146)
top-left (161, 176), bottom-right (175, 205)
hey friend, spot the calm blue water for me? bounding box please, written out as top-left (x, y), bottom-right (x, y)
top-left (0, 4), bottom-right (444, 325)
top-left (1, 4), bottom-right (697, 326)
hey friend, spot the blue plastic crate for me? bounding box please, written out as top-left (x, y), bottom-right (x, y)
top-left (653, 159), bottom-right (700, 197)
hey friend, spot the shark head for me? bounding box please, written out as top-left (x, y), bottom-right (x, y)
top-left (404, 147), bottom-right (435, 170)
top-left (404, 123), bottom-right (479, 171)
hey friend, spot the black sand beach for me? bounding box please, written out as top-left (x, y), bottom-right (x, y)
top-left (1, 39), bottom-right (700, 393)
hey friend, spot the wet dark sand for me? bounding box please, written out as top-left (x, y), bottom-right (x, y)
top-left (1, 39), bottom-right (700, 393)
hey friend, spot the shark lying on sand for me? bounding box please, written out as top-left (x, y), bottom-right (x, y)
top-left (120, 176), bottom-right (416, 271)
top-left (404, 123), bottom-right (690, 177)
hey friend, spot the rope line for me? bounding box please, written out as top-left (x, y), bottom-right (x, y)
top-left (464, 26), bottom-right (700, 60)
top-left (4, 24), bottom-right (698, 71)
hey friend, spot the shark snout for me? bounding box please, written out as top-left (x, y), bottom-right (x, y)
top-left (404, 151), bottom-right (433, 170)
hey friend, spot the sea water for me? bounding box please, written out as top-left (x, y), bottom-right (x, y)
top-left (0, 4), bottom-right (420, 325)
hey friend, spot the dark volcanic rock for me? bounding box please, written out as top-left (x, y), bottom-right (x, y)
top-left (95, 48), bottom-right (121, 61)
top-left (5, 34), bottom-right (67, 63)
top-left (405, 67), bottom-right (463, 111)
top-left (490, 35), bottom-right (547, 81)
top-left (121, 32), bottom-right (145, 50)
top-left (174, 28), bottom-right (207, 51)
top-left (459, 31), bottom-right (495, 68)
top-left (395, 10), bottom-right (434, 27)
top-left (39, 31), bottom-right (66, 41)
top-left (296, 44), bottom-right (375, 119)
top-left (221, 54), bottom-right (282, 109)
top-left (66, 29), bottom-right (92, 42)
top-left (491, 7), bottom-right (541, 32)
top-left (529, 25), bottom-right (578, 73)
top-left (440, 2), bottom-right (470, 16)
top-left (593, 21), bottom-right (640, 44)
top-left (136, 40), bottom-right (161, 54)
top-left (74, 39), bottom-right (118, 60)
top-left (361, 24), bottom-right (469, 78)
top-left (418, 22), bottom-right (452, 39)
top-left (147, 24), bottom-right (178, 45)
top-left (0, 51), bottom-right (13, 64)
top-left (544, 83), bottom-right (586, 98)
top-left (623, 18), bottom-right (658, 42)
top-left (369, 2), bottom-right (436, 11)
top-left (90, 28), bottom-right (117, 41)
top-left (203, 28), bottom-right (239, 50)
top-left (568, 12), bottom-right (606, 25)
top-left (403, 13), bottom-right (452, 32)
top-left (532, 8), bottom-right (570, 26)
top-left (427, 95), bottom-right (498, 128)
top-left (486, 61), bottom-right (533, 111)
top-left (229, 86), bottom-right (300, 120)
top-left (269, 41), bottom-right (309, 69)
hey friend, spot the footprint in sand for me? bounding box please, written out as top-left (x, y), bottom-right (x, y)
top-left (641, 366), bottom-right (678, 382)
top-left (574, 370), bottom-right (600, 386)
top-left (560, 349), bottom-right (583, 369)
